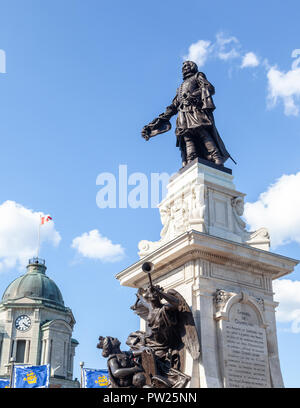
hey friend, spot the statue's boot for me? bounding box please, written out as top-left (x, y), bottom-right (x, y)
top-left (201, 130), bottom-right (224, 166)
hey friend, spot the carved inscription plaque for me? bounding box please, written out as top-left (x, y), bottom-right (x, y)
top-left (222, 303), bottom-right (271, 388)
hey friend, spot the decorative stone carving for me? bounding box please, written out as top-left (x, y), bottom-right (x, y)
top-left (189, 184), bottom-right (207, 232)
top-left (245, 228), bottom-right (270, 250)
top-left (214, 289), bottom-right (232, 309)
top-left (138, 240), bottom-right (160, 257)
top-left (231, 196), bottom-right (270, 250)
top-left (255, 297), bottom-right (265, 311)
top-left (138, 195), bottom-right (191, 257)
top-left (138, 162), bottom-right (270, 258)
top-left (214, 291), bottom-right (267, 326)
top-left (138, 180), bottom-right (207, 257)
top-left (231, 196), bottom-right (246, 230)
top-left (159, 204), bottom-right (171, 239)
top-left (171, 194), bottom-right (190, 237)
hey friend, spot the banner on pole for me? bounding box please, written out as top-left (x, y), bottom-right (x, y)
top-left (82, 368), bottom-right (109, 388)
top-left (13, 364), bottom-right (50, 388)
top-left (0, 378), bottom-right (10, 388)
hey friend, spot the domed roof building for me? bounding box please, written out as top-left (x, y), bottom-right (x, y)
top-left (0, 258), bottom-right (79, 388)
top-left (2, 261), bottom-right (64, 307)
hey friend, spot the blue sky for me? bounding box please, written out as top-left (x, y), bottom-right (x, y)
top-left (0, 0), bottom-right (299, 387)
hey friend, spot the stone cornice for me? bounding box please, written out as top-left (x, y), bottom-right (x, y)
top-left (116, 230), bottom-right (298, 288)
top-left (0, 298), bottom-right (71, 315)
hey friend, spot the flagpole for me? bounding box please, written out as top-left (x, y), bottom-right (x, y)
top-left (37, 217), bottom-right (41, 259)
top-left (80, 361), bottom-right (84, 388)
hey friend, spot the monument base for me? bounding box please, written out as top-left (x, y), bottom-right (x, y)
top-left (138, 159), bottom-right (270, 259)
top-left (178, 157), bottom-right (233, 175)
top-left (116, 162), bottom-right (298, 388)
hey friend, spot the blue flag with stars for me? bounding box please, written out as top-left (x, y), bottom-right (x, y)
top-left (13, 364), bottom-right (50, 388)
top-left (83, 368), bottom-right (109, 388)
top-left (0, 378), bottom-right (10, 388)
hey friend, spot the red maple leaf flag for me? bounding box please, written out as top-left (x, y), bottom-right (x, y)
top-left (40, 215), bottom-right (52, 225)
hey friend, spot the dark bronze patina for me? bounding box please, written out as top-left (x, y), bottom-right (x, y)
top-left (97, 262), bottom-right (200, 388)
top-left (142, 60), bottom-right (235, 167)
top-left (96, 336), bottom-right (144, 388)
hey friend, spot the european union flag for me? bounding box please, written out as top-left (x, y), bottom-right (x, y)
top-left (83, 368), bottom-right (109, 388)
top-left (13, 364), bottom-right (50, 388)
top-left (0, 378), bottom-right (10, 388)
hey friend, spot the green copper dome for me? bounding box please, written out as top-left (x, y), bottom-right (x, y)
top-left (1, 258), bottom-right (64, 307)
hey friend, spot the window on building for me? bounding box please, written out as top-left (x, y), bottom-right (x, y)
top-left (15, 340), bottom-right (26, 363)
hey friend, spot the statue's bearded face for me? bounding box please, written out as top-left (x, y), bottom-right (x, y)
top-left (182, 61), bottom-right (198, 79)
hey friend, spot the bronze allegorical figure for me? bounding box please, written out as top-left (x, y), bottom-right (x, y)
top-left (97, 262), bottom-right (200, 388)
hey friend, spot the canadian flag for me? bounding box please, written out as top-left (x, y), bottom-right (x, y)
top-left (40, 215), bottom-right (52, 225)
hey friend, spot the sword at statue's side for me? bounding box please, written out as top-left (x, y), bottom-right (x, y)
top-left (229, 154), bottom-right (237, 165)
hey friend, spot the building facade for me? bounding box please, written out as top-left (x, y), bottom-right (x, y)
top-left (0, 258), bottom-right (79, 387)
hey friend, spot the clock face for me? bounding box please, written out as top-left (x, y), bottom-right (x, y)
top-left (15, 315), bottom-right (31, 331)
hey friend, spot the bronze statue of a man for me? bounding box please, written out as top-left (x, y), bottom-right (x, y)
top-left (142, 60), bottom-right (232, 167)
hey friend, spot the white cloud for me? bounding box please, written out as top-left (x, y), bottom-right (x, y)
top-left (183, 33), bottom-right (249, 69)
top-left (273, 279), bottom-right (300, 333)
top-left (0, 200), bottom-right (61, 271)
top-left (267, 49), bottom-right (300, 116)
top-left (183, 40), bottom-right (211, 67)
top-left (241, 52), bottom-right (260, 68)
top-left (184, 37), bottom-right (299, 116)
top-left (71, 229), bottom-right (125, 262)
top-left (244, 172), bottom-right (300, 248)
top-left (215, 32), bottom-right (240, 61)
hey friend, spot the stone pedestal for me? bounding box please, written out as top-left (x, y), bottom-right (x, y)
top-left (116, 160), bottom-right (299, 388)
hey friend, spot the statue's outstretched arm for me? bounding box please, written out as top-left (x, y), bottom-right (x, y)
top-left (158, 99), bottom-right (178, 121)
top-left (154, 286), bottom-right (179, 310)
top-left (141, 96), bottom-right (178, 141)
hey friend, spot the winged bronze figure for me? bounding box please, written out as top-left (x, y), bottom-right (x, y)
top-left (127, 280), bottom-right (200, 387)
top-left (98, 262), bottom-right (200, 388)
